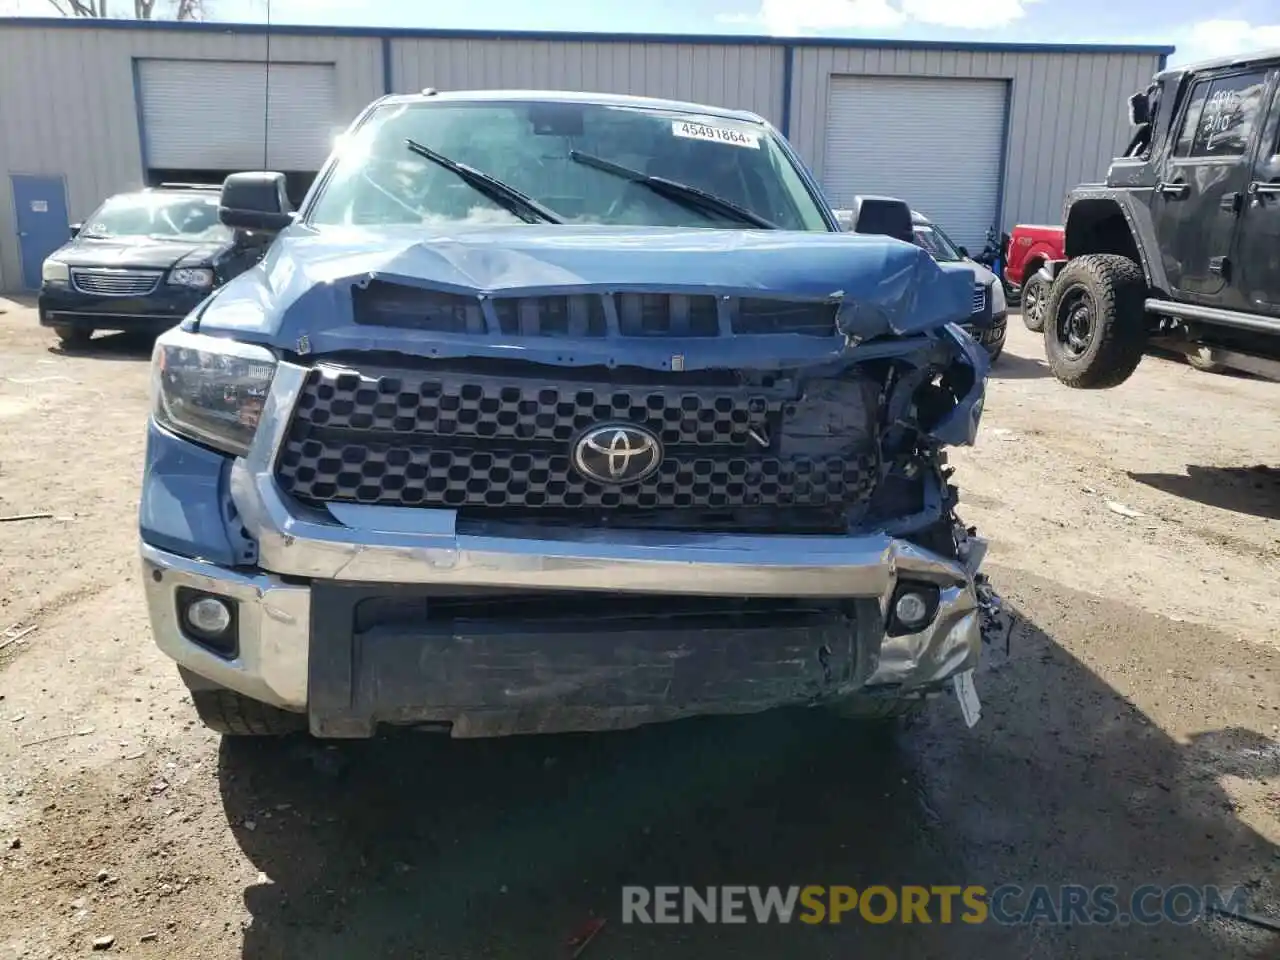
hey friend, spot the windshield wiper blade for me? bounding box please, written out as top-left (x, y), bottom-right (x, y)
top-left (405, 138), bottom-right (564, 224)
top-left (569, 150), bottom-right (777, 229)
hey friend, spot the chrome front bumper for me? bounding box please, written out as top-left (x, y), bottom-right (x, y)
top-left (142, 362), bottom-right (988, 727)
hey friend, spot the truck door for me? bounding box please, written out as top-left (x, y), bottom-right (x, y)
top-left (1152, 68), bottom-right (1271, 300)
top-left (1237, 68), bottom-right (1280, 316)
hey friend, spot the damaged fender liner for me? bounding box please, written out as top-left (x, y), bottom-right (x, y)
top-left (307, 584), bottom-right (886, 738)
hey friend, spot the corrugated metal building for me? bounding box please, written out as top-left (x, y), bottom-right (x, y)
top-left (0, 18), bottom-right (1171, 291)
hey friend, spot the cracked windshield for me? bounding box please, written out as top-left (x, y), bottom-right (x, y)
top-left (311, 99), bottom-right (829, 230)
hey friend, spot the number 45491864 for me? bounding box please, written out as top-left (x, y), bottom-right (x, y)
top-left (671, 120), bottom-right (760, 149)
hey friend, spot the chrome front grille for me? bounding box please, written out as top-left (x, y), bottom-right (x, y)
top-left (971, 283), bottom-right (988, 315)
top-left (275, 365), bottom-right (880, 518)
top-left (71, 268), bottom-right (163, 297)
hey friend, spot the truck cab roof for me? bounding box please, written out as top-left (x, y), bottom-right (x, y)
top-left (375, 88), bottom-right (770, 127)
top-left (1156, 47), bottom-right (1280, 80)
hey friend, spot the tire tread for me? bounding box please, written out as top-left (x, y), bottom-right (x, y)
top-left (191, 688), bottom-right (306, 736)
top-left (1044, 254), bottom-right (1146, 389)
top-left (1021, 273), bottom-right (1048, 332)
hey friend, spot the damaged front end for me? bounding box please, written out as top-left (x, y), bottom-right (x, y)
top-left (149, 226), bottom-right (1003, 736)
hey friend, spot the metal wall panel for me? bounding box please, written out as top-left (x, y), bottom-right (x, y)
top-left (0, 25), bottom-right (381, 290)
top-left (139, 60), bottom-right (339, 170)
top-left (389, 39), bottom-right (786, 125)
top-left (0, 20), bottom-right (1167, 292)
top-left (824, 75), bottom-right (1008, 249)
top-left (789, 47), bottom-right (1166, 231)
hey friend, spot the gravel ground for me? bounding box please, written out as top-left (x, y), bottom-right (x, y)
top-left (0, 302), bottom-right (1278, 959)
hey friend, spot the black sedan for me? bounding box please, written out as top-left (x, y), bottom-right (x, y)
top-left (37, 186), bottom-right (264, 348)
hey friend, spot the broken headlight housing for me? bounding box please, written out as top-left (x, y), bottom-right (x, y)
top-left (151, 328), bottom-right (276, 457)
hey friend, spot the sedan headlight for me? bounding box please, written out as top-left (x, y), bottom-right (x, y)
top-left (168, 267), bottom-right (215, 289)
top-left (152, 328), bottom-right (276, 457)
top-left (42, 259), bottom-right (69, 284)
top-left (990, 277), bottom-right (1007, 315)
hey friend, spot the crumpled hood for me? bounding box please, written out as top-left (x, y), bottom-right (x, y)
top-left (197, 224), bottom-right (976, 368)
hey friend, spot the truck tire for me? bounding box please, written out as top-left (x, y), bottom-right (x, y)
top-left (1043, 254), bottom-right (1146, 389)
top-left (54, 326), bottom-right (92, 349)
top-left (1020, 272), bottom-right (1049, 332)
top-left (979, 319), bottom-right (1006, 363)
top-left (190, 688), bottom-right (306, 736)
top-left (827, 693), bottom-right (924, 722)
top-left (1187, 353), bottom-right (1229, 375)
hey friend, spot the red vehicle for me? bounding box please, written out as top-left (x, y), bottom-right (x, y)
top-left (1004, 224), bottom-right (1064, 333)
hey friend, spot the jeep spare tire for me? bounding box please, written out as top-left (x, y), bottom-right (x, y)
top-left (1020, 271), bottom-right (1048, 332)
top-left (1044, 254), bottom-right (1146, 389)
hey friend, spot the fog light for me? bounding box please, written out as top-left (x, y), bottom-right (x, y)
top-left (186, 597), bottom-right (232, 636)
top-left (894, 591), bottom-right (931, 628)
top-left (887, 581), bottom-right (942, 637)
top-left (176, 588), bottom-right (239, 659)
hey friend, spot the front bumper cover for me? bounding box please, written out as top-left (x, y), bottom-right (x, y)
top-left (39, 283), bottom-right (204, 333)
top-left (142, 539), bottom-right (986, 737)
top-left (141, 362), bottom-right (993, 737)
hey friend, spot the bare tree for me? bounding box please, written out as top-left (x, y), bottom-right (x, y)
top-left (42, 0), bottom-right (205, 18)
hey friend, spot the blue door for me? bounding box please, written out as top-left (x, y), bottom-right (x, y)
top-left (11, 175), bottom-right (70, 290)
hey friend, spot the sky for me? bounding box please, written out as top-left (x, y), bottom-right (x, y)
top-left (5, 0), bottom-right (1280, 66)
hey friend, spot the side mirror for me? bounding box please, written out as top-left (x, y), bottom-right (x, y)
top-left (1128, 91), bottom-right (1151, 126)
top-left (69, 222), bottom-right (82, 239)
top-left (958, 245), bottom-right (970, 258)
top-left (850, 195), bottom-right (914, 245)
top-left (218, 172), bottom-right (294, 233)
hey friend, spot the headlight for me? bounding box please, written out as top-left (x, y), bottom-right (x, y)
top-left (42, 259), bottom-right (69, 283)
top-left (152, 328), bottom-right (276, 457)
top-left (990, 278), bottom-right (1007, 315)
top-left (168, 267), bottom-right (215, 289)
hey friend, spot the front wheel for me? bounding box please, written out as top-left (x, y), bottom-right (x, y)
top-left (979, 321), bottom-right (1006, 363)
top-left (1043, 255), bottom-right (1147, 389)
top-left (827, 693), bottom-right (924, 722)
top-left (54, 326), bottom-right (92, 349)
top-left (180, 671), bottom-right (307, 736)
top-left (1021, 273), bottom-right (1049, 332)
top-left (1187, 352), bottom-right (1229, 375)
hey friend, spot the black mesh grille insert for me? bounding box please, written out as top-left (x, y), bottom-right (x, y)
top-left (292, 366), bottom-right (780, 446)
top-left (277, 365), bottom-right (878, 516)
top-left (279, 438), bottom-right (877, 510)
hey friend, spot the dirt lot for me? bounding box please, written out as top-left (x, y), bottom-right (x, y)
top-left (0, 301), bottom-right (1278, 959)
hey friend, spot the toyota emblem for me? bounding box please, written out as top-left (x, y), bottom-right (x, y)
top-left (572, 424), bottom-right (662, 485)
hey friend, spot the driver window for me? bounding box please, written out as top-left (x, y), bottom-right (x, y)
top-left (1189, 70), bottom-right (1269, 157)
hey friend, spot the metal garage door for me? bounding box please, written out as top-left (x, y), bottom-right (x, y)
top-left (823, 76), bottom-right (1007, 250)
top-left (138, 60), bottom-right (338, 171)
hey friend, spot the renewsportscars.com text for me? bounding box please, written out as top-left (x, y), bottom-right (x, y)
top-left (621, 884), bottom-right (1248, 925)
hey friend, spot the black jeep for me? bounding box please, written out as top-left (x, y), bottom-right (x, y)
top-left (1040, 49), bottom-right (1280, 386)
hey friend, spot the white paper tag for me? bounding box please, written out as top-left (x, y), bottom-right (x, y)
top-left (952, 670), bottom-right (982, 729)
top-left (671, 119), bottom-right (760, 149)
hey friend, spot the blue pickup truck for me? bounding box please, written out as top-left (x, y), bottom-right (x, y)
top-left (140, 89), bottom-right (998, 739)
